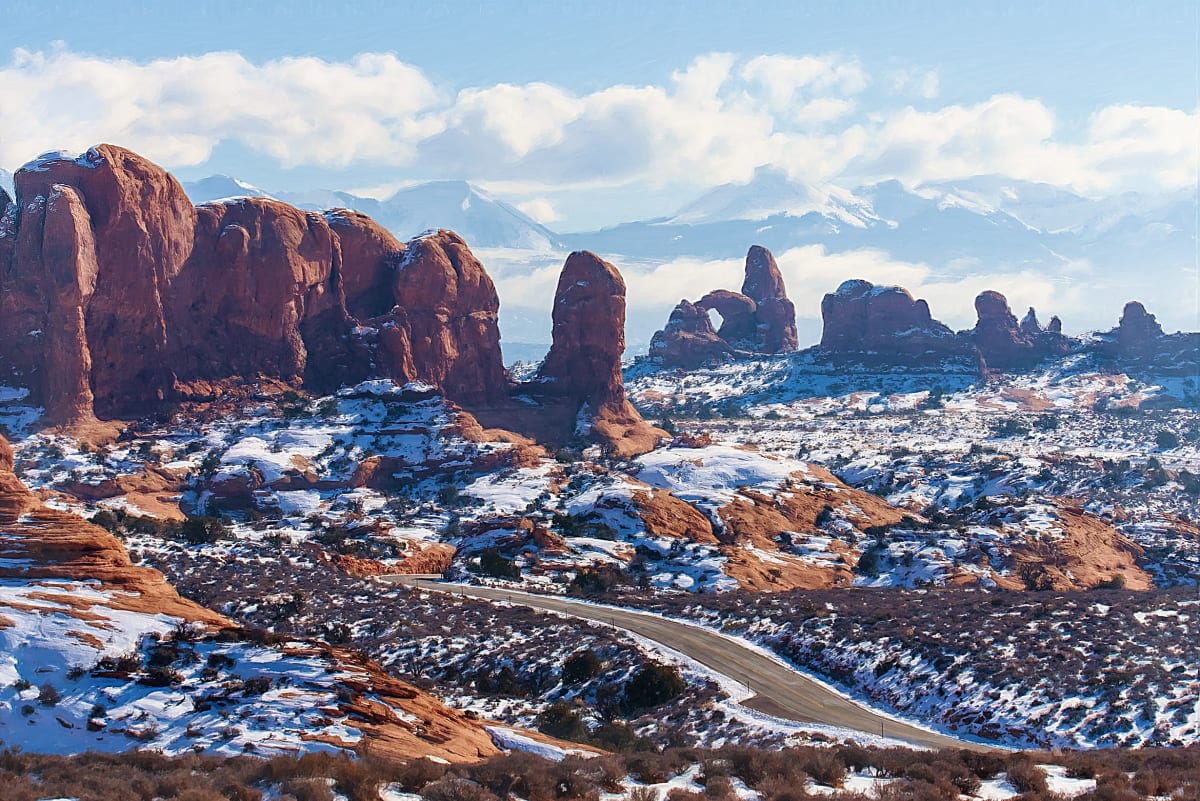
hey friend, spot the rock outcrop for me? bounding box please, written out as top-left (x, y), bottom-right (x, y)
top-left (323, 208), bottom-right (406, 320)
top-left (0, 145), bottom-right (515, 426)
top-left (819, 279), bottom-right (966, 358)
top-left (168, 198), bottom-right (364, 397)
top-left (536, 251), bottom-right (665, 457)
top-left (648, 245), bottom-right (797, 368)
top-left (1097, 300), bottom-right (1199, 379)
top-left (743, 245), bottom-right (798, 352)
top-left (964, 290), bottom-right (1071, 371)
top-left (1114, 301), bottom-right (1165, 356)
top-left (648, 299), bottom-right (734, 369)
top-left (1, 147), bottom-right (197, 422)
top-left (385, 230), bottom-right (509, 406)
top-left (0, 435), bottom-right (223, 621)
top-left (697, 288), bottom-right (758, 349)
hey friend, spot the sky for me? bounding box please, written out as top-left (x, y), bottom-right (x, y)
top-left (1, 0), bottom-right (1196, 230)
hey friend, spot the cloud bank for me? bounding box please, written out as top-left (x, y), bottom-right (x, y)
top-left (1, 47), bottom-right (1194, 201)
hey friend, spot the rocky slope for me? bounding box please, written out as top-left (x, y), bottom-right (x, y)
top-left (0, 429), bottom-right (539, 761)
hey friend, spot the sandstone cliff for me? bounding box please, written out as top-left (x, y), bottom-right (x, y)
top-left (0, 146), bottom-right (516, 427)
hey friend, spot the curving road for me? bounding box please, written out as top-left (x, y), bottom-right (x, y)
top-left (380, 576), bottom-right (993, 752)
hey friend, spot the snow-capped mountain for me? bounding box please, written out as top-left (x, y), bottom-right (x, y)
top-left (182, 174), bottom-right (273, 204)
top-left (559, 170), bottom-right (1194, 278)
top-left (670, 167), bottom-right (880, 229)
top-left (182, 175), bottom-right (560, 249)
top-left (0, 168), bottom-right (13, 198)
top-left (340, 180), bottom-right (560, 250)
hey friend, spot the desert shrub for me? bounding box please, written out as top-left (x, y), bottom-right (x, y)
top-left (180, 515), bottom-right (229, 545)
top-left (753, 776), bottom-right (809, 801)
top-left (568, 564), bottom-right (625, 596)
top-left (794, 747), bottom-right (847, 787)
top-left (590, 721), bottom-right (645, 752)
top-left (422, 776), bottom-right (501, 801)
top-left (281, 777), bottom-right (335, 801)
top-left (1155, 429), bottom-right (1180, 450)
top-left (562, 649), bottom-right (603, 685)
top-left (1005, 757), bottom-right (1047, 795)
top-left (536, 702), bottom-right (588, 741)
top-left (623, 661), bottom-right (687, 711)
top-left (37, 682), bottom-right (61, 706)
top-left (703, 774), bottom-right (737, 801)
top-left (243, 676), bottom-right (274, 695)
top-left (477, 548), bottom-right (520, 580)
top-left (666, 790), bottom-right (707, 801)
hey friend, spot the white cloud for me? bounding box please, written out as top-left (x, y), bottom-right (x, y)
top-left (0, 47), bottom-right (1193, 204)
top-left (888, 68), bottom-right (940, 100)
top-left (740, 54), bottom-right (869, 109)
top-left (0, 48), bottom-right (443, 169)
top-left (515, 197), bottom-right (559, 224)
top-left (856, 95), bottom-right (1199, 195)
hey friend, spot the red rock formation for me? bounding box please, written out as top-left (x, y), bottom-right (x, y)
top-left (647, 245), bottom-right (797, 366)
top-left (965, 290), bottom-right (1070, 371)
top-left (0, 186), bottom-right (14, 275)
top-left (536, 251), bottom-right (665, 457)
top-left (386, 230), bottom-right (509, 406)
top-left (324, 208), bottom-right (406, 320)
top-left (167, 198), bottom-right (364, 396)
top-left (1114, 301), bottom-right (1165, 356)
top-left (1, 146), bottom-right (197, 421)
top-left (819, 279), bottom-right (964, 358)
top-left (0, 145), bottom-right (516, 423)
top-left (648, 299), bottom-right (734, 369)
top-left (697, 289), bottom-right (758, 348)
top-left (742, 245), bottom-right (798, 353)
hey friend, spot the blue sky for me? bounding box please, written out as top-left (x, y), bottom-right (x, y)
top-left (1, 0), bottom-right (1196, 228)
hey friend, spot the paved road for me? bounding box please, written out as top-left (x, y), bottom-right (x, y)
top-left (381, 576), bottom-right (992, 752)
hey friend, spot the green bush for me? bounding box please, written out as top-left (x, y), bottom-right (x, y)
top-left (536, 702), bottom-right (588, 741)
top-left (477, 548), bottom-right (520, 580)
top-left (623, 661), bottom-right (686, 711)
top-left (562, 649), bottom-right (603, 685)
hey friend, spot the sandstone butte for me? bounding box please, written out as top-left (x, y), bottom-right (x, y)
top-left (649, 245), bottom-right (799, 368)
top-left (0, 145), bottom-right (661, 457)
